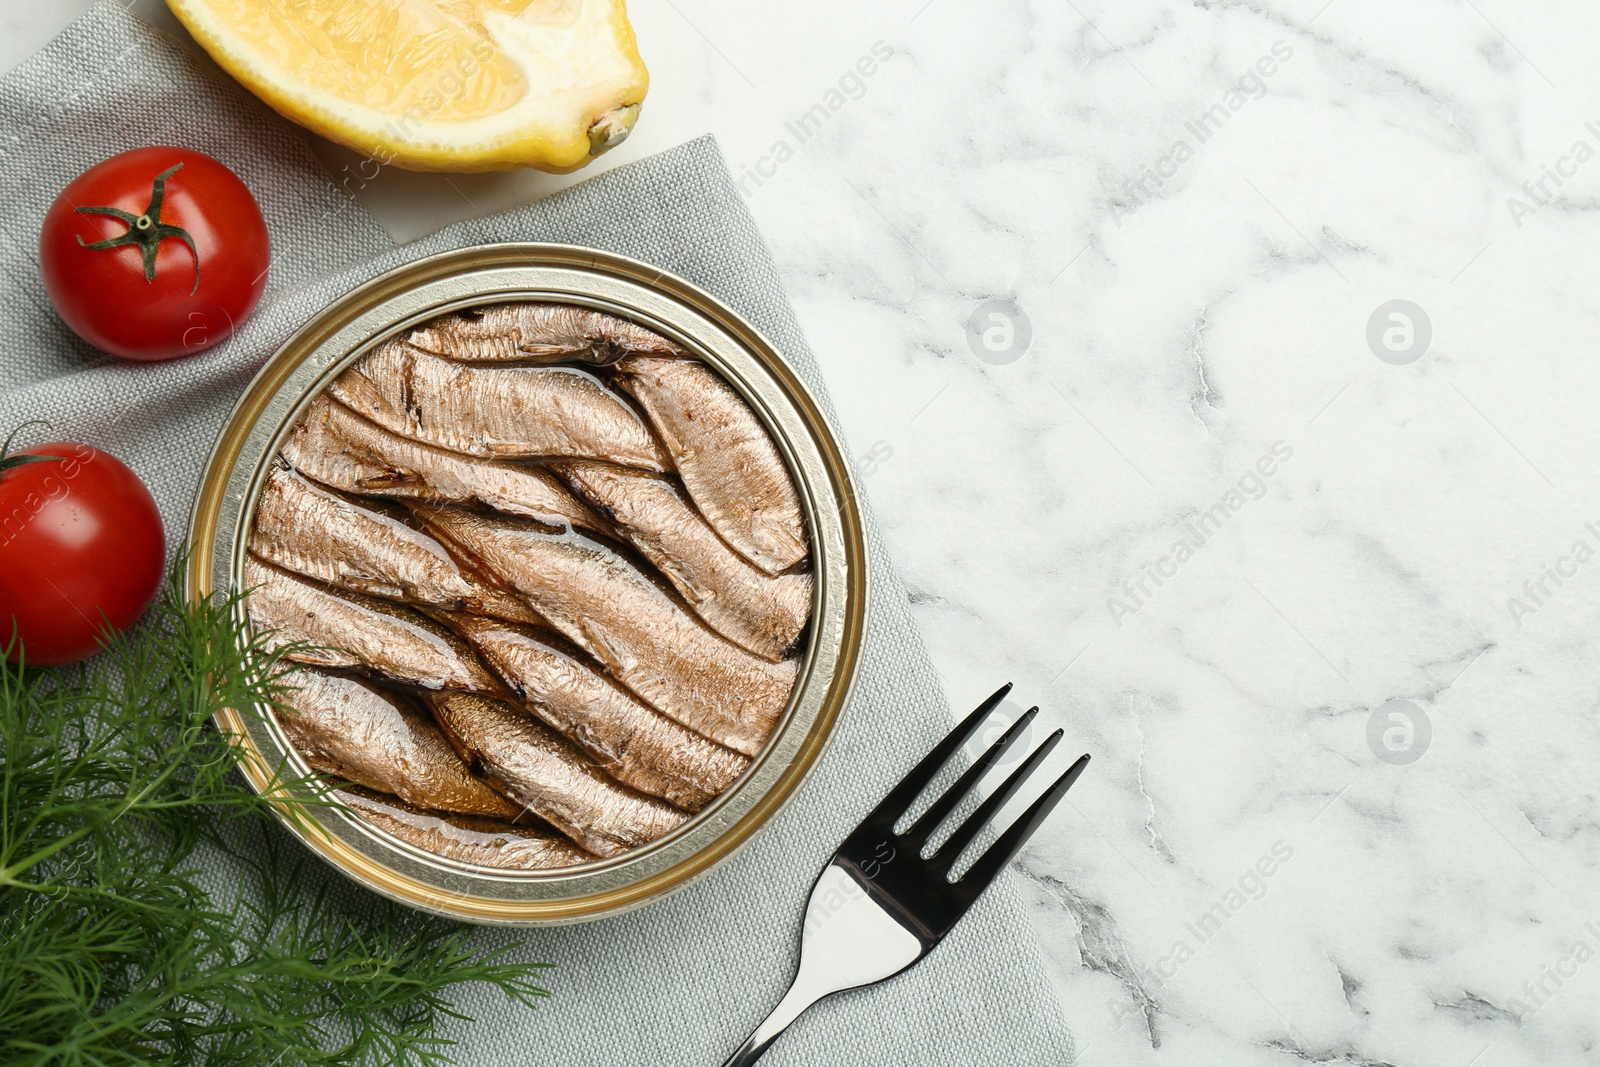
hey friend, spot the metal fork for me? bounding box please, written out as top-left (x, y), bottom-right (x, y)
top-left (719, 683), bottom-right (1090, 1066)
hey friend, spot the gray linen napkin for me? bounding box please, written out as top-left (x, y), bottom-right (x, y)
top-left (0, 5), bottom-right (1077, 1065)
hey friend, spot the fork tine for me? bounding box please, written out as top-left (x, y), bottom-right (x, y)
top-left (851, 684), bottom-right (1013, 837)
top-left (952, 753), bottom-right (1090, 897)
top-left (904, 707), bottom-right (1039, 847)
top-left (931, 728), bottom-right (1063, 868)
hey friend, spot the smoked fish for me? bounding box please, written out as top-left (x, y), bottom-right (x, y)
top-left (328, 340), bottom-right (669, 470)
top-left (334, 785), bottom-right (591, 870)
top-left (276, 670), bottom-right (517, 818)
top-left (281, 392), bottom-right (598, 531)
top-left (431, 692), bottom-right (686, 857)
top-left (419, 507), bottom-right (795, 758)
top-left (407, 302), bottom-right (686, 364)
top-left (245, 556), bottom-right (503, 694)
top-left (615, 356), bottom-right (805, 574)
top-left (250, 465), bottom-right (538, 625)
top-left (438, 611), bottom-right (748, 811)
top-left (554, 460), bottom-right (810, 661)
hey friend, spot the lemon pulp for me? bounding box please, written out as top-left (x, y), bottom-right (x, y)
top-left (167, 0), bottom-right (648, 172)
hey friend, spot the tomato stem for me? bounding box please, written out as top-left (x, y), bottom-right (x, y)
top-left (0, 421), bottom-right (63, 472)
top-left (75, 163), bottom-right (200, 296)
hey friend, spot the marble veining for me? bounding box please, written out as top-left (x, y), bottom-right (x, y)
top-left (8, 1), bottom-right (1600, 1064)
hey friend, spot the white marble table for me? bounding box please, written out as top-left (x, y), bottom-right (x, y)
top-left (10, 3), bottom-right (1599, 1064)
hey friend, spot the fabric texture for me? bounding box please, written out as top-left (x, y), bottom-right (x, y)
top-left (0, 5), bottom-right (1077, 1065)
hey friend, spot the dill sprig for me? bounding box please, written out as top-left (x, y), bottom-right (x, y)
top-left (0, 567), bottom-right (550, 1066)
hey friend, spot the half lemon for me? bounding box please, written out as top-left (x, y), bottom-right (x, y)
top-left (167, 0), bottom-right (649, 173)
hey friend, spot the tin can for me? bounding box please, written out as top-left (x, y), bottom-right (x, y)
top-left (186, 244), bottom-right (867, 925)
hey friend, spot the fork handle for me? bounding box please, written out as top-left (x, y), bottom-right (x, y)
top-left (719, 981), bottom-right (820, 1067)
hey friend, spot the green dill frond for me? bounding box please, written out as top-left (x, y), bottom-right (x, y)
top-left (0, 565), bottom-right (551, 1066)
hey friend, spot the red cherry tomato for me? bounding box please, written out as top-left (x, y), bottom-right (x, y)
top-left (0, 438), bottom-right (165, 666)
top-left (39, 146), bottom-right (270, 361)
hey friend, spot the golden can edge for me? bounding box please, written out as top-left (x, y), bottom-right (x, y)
top-left (185, 243), bottom-right (868, 926)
